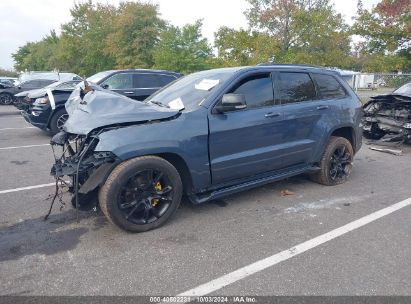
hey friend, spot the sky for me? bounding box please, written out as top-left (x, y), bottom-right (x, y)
top-left (0, 0), bottom-right (380, 70)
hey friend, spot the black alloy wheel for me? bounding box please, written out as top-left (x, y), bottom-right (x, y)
top-left (118, 169), bottom-right (174, 225)
top-left (310, 136), bottom-right (354, 186)
top-left (99, 156), bottom-right (183, 232)
top-left (56, 113), bottom-right (69, 130)
top-left (0, 93), bottom-right (13, 105)
top-left (329, 144), bottom-right (352, 182)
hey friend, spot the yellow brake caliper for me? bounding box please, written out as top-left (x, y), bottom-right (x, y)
top-left (152, 182), bottom-right (162, 207)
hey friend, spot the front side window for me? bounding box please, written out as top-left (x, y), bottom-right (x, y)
top-left (278, 72), bottom-right (316, 104)
top-left (101, 73), bottom-right (133, 90)
top-left (229, 74), bottom-right (274, 109)
top-left (312, 73), bottom-right (347, 99)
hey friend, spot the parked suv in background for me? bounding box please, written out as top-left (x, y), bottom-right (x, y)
top-left (51, 65), bottom-right (362, 232)
top-left (0, 79), bottom-right (56, 105)
top-left (18, 80), bottom-right (81, 134)
top-left (87, 69), bottom-right (183, 101)
top-left (19, 70), bottom-right (181, 135)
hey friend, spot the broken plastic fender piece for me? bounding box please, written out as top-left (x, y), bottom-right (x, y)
top-left (369, 146), bottom-right (403, 156)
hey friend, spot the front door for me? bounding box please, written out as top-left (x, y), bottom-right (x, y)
top-left (208, 72), bottom-right (285, 185)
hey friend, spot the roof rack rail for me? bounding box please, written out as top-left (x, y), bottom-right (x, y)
top-left (256, 62), bottom-right (325, 69)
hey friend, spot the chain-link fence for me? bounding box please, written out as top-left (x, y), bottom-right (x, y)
top-left (343, 73), bottom-right (411, 102)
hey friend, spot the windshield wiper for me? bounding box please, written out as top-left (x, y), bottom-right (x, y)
top-left (148, 100), bottom-right (170, 108)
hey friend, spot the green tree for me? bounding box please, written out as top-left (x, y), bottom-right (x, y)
top-left (105, 2), bottom-right (165, 69)
top-left (214, 27), bottom-right (278, 66)
top-left (153, 20), bottom-right (213, 74)
top-left (352, 0), bottom-right (411, 72)
top-left (217, 0), bottom-right (352, 67)
top-left (57, 1), bottom-right (117, 76)
top-left (12, 30), bottom-right (60, 71)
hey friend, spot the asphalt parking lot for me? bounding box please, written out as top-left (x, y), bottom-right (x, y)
top-left (0, 105), bottom-right (410, 297)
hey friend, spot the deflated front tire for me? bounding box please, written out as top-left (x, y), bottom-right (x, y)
top-left (98, 156), bottom-right (183, 232)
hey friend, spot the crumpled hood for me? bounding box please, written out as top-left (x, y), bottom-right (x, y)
top-left (63, 88), bottom-right (179, 135)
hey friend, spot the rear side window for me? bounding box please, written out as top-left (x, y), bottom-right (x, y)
top-left (312, 74), bottom-right (346, 99)
top-left (230, 73), bottom-right (274, 109)
top-left (39, 80), bottom-right (55, 87)
top-left (22, 80), bottom-right (41, 88)
top-left (101, 73), bottom-right (133, 89)
top-left (278, 72), bottom-right (316, 104)
top-left (134, 74), bottom-right (162, 88)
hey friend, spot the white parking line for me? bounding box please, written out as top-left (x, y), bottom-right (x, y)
top-left (0, 127), bottom-right (35, 131)
top-left (178, 197), bottom-right (411, 297)
top-left (0, 183), bottom-right (56, 194)
top-left (0, 143), bottom-right (50, 150)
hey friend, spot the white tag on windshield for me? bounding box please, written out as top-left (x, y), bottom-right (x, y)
top-left (195, 79), bottom-right (220, 91)
top-left (168, 97), bottom-right (185, 110)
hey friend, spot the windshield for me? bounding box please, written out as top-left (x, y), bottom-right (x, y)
top-left (145, 68), bottom-right (238, 111)
top-left (87, 71), bottom-right (114, 84)
top-left (393, 82), bottom-right (411, 97)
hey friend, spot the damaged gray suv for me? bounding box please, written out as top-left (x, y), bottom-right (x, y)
top-left (51, 65), bottom-right (363, 232)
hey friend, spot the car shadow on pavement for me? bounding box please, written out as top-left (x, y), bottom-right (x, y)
top-left (0, 209), bottom-right (106, 262)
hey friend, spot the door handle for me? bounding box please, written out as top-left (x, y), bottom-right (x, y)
top-left (124, 91), bottom-right (134, 94)
top-left (265, 112), bottom-right (280, 118)
top-left (316, 105), bottom-right (329, 110)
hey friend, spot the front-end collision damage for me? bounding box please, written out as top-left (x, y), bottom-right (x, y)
top-left (362, 94), bottom-right (411, 143)
top-left (45, 84), bottom-right (180, 218)
top-left (47, 130), bottom-right (119, 217)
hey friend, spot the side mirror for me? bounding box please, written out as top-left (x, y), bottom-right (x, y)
top-left (214, 94), bottom-right (247, 113)
top-left (101, 84), bottom-right (109, 89)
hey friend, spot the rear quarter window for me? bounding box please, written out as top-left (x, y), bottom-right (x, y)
top-left (312, 73), bottom-right (347, 99)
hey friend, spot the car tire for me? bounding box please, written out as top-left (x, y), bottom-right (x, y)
top-left (99, 156), bottom-right (183, 232)
top-left (0, 93), bottom-right (14, 105)
top-left (49, 108), bottom-right (69, 135)
top-left (310, 136), bottom-right (354, 186)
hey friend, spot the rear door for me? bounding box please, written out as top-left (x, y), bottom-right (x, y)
top-left (273, 71), bottom-right (330, 166)
top-left (208, 72), bottom-right (285, 185)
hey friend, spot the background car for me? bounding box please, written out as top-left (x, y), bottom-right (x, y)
top-left (0, 72), bottom-right (81, 105)
top-left (14, 80), bottom-right (81, 111)
top-left (22, 70), bottom-right (182, 134)
top-left (362, 81), bottom-right (411, 142)
top-left (87, 69), bottom-right (183, 101)
top-left (0, 77), bottom-right (19, 86)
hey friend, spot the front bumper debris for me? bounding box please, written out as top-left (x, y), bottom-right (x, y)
top-left (46, 131), bottom-right (118, 215)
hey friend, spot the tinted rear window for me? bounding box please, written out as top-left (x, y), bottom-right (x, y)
top-left (134, 74), bottom-right (162, 88)
top-left (312, 73), bottom-right (346, 99)
top-left (278, 72), bottom-right (316, 104)
top-left (157, 74), bottom-right (177, 86)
